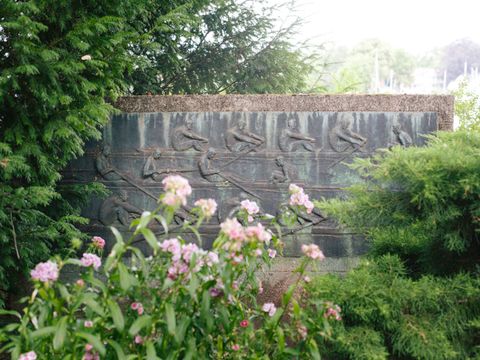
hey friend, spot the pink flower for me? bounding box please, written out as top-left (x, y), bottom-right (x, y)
top-left (268, 249), bottom-right (277, 258)
top-left (194, 198), bottom-right (217, 218)
top-left (85, 344), bottom-right (93, 351)
top-left (19, 351), bottom-right (37, 360)
top-left (303, 275), bottom-right (311, 283)
top-left (288, 184), bottom-right (315, 213)
top-left (247, 215), bottom-right (254, 223)
top-left (80, 253), bottom-right (101, 270)
top-left (131, 302), bottom-right (144, 315)
top-left (297, 323), bottom-right (308, 340)
top-left (161, 175), bottom-right (192, 206)
top-left (209, 287), bottom-right (222, 297)
top-left (206, 251), bottom-right (219, 266)
top-left (159, 238), bottom-right (182, 261)
top-left (262, 302), bottom-right (277, 317)
top-left (288, 183), bottom-right (303, 194)
top-left (84, 320), bottom-right (93, 328)
top-left (245, 223), bottom-right (272, 243)
top-left (83, 352), bottom-right (99, 360)
top-left (232, 344), bottom-right (240, 351)
top-left (162, 192), bottom-right (185, 207)
top-left (241, 199), bottom-right (260, 215)
top-left (324, 304), bottom-right (342, 321)
top-left (220, 218), bottom-right (245, 241)
top-left (134, 335), bottom-right (144, 344)
top-left (91, 236), bottom-right (105, 249)
top-left (76, 279), bottom-right (85, 287)
top-left (254, 249), bottom-right (263, 256)
top-left (182, 243), bottom-right (200, 263)
top-left (301, 244), bottom-right (325, 260)
top-left (31, 261), bottom-right (59, 283)
top-left (240, 319), bottom-right (249, 327)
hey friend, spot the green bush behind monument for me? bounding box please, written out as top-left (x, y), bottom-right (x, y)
top-left (310, 130), bottom-right (480, 359)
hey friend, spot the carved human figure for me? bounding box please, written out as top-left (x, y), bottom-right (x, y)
top-left (226, 118), bottom-right (265, 153)
top-left (329, 114), bottom-right (367, 152)
top-left (392, 124), bottom-right (413, 147)
top-left (270, 156), bottom-right (295, 184)
top-left (95, 145), bottom-right (122, 180)
top-left (172, 117), bottom-right (209, 151)
top-left (142, 148), bottom-right (172, 181)
top-left (99, 190), bottom-right (143, 226)
top-left (198, 148), bottom-right (227, 183)
top-left (279, 117), bottom-right (315, 152)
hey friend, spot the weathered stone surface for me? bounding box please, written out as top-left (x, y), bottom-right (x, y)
top-left (64, 95), bottom-right (452, 278)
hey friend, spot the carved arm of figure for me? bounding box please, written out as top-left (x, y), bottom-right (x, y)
top-left (199, 160), bottom-right (220, 176)
top-left (118, 200), bottom-right (143, 215)
top-left (184, 130), bottom-right (208, 143)
top-left (287, 130), bottom-right (315, 142)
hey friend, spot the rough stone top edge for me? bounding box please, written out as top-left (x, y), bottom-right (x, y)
top-left (113, 94), bottom-right (454, 130)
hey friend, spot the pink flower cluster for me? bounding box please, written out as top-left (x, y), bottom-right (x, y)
top-left (301, 244), bottom-right (325, 260)
top-left (159, 238), bottom-right (219, 280)
top-left (262, 302), bottom-right (277, 317)
top-left (80, 253), bottom-right (101, 270)
top-left (91, 236), bottom-right (105, 249)
top-left (131, 302), bottom-right (144, 315)
top-left (324, 303), bottom-right (342, 321)
top-left (19, 351), bottom-right (37, 360)
top-left (194, 198), bottom-right (217, 218)
top-left (241, 199), bottom-right (259, 222)
top-left (84, 344), bottom-right (99, 360)
top-left (288, 184), bottom-right (314, 214)
top-left (220, 218), bottom-right (272, 252)
top-left (161, 175), bottom-right (192, 206)
top-left (31, 261), bottom-right (59, 283)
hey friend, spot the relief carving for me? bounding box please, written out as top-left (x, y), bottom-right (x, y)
top-left (99, 190), bottom-right (143, 226)
top-left (95, 145), bottom-right (122, 181)
top-left (142, 148), bottom-right (172, 181)
top-left (270, 156), bottom-right (296, 184)
top-left (392, 124), bottom-right (413, 147)
top-left (226, 118), bottom-right (265, 153)
top-left (329, 114), bottom-right (367, 152)
top-left (279, 117), bottom-right (315, 152)
top-left (172, 117), bottom-right (209, 151)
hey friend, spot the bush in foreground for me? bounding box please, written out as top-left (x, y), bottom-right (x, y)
top-left (0, 177), bottom-right (336, 359)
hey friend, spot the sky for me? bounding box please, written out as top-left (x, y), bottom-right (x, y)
top-left (284, 0), bottom-right (480, 54)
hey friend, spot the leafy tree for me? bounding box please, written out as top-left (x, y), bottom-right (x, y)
top-left (452, 80), bottom-right (480, 131)
top-left (125, 0), bottom-right (317, 95)
top-left (440, 38), bottom-right (480, 83)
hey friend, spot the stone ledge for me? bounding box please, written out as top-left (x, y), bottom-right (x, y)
top-left (114, 94), bottom-right (454, 131)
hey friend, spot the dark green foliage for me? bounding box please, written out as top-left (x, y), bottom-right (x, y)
top-left (0, 0), bottom-right (132, 306)
top-left (319, 130), bottom-right (480, 276)
top-left (125, 0), bottom-right (316, 95)
top-left (307, 255), bottom-right (480, 360)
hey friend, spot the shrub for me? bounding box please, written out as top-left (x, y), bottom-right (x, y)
top-left (0, 177), bottom-right (336, 359)
top-left (318, 130), bottom-right (480, 276)
top-left (306, 255), bottom-right (480, 360)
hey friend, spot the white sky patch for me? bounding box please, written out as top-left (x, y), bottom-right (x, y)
top-left (286, 0), bottom-right (480, 53)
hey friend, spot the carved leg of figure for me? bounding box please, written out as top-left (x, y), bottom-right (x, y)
top-left (290, 141), bottom-right (314, 152)
top-left (193, 141), bottom-right (208, 152)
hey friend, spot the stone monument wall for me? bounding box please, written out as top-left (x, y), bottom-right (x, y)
top-left (63, 95), bottom-right (453, 292)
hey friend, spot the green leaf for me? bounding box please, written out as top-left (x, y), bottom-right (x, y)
top-left (108, 299), bottom-right (125, 331)
top-left (129, 315), bottom-right (152, 336)
top-left (165, 303), bottom-right (176, 336)
top-left (308, 339), bottom-right (321, 360)
top-left (108, 340), bottom-right (126, 360)
top-left (0, 309), bottom-right (20, 319)
top-left (53, 316), bottom-right (68, 350)
top-left (118, 262), bottom-right (132, 291)
top-left (146, 341), bottom-right (157, 360)
top-left (110, 227), bottom-right (125, 245)
top-left (174, 316), bottom-right (191, 344)
top-left (31, 326), bottom-right (55, 339)
top-left (277, 327), bottom-right (285, 352)
top-left (77, 332), bottom-right (106, 356)
top-left (282, 284), bottom-right (295, 307)
top-left (187, 274), bottom-right (199, 302)
top-left (141, 227), bottom-right (158, 251)
top-left (83, 295), bottom-right (105, 316)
